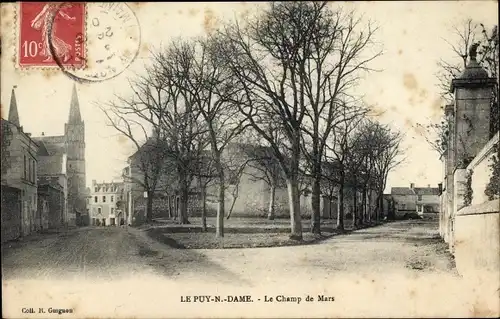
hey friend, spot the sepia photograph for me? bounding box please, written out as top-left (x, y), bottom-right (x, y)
top-left (1, 1), bottom-right (499, 318)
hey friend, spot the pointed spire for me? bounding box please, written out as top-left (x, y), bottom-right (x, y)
top-left (8, 86), bottom-right (20, 126)
top-left (68, 83), bottom-right (82, 123)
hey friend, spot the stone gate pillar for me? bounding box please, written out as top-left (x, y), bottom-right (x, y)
top-left (447, 43), bottom-right (496, 251)
top-left (450, 44), bottom-right (496, 166)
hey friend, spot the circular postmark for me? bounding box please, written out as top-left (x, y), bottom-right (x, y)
top-left (49, 2), bottom-right (141, 83)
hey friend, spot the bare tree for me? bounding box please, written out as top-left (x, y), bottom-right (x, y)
top-left (296, 5), bottom-right (381, 234)
top-left (100, 105), bottom-right (166, 223)
top-left (217, 2), bottom-right (379, 239)
top-left (369, 123), bottom-right (405, 221)
top-left (101, 46), bottom-right (206, 224)
top-left (325, 103), bottom-right (366, 231)
top-left (163, 37), bottom-right (248, 237)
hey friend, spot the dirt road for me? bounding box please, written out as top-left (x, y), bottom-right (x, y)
top-left (2, 220), bottom-right (497, 318)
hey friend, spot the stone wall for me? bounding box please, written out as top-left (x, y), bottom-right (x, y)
top-left (454, 200), bottom-right (499, 280)
top-left (439, 49), bottom-right (498, 284)
top-left (1, 185), bottom-right (22, 243)
top-left (452, 133), bottom-right (499, 275)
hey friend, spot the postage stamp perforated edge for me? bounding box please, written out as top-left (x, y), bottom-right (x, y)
top-left (13, 2), bottom-right (88, 71)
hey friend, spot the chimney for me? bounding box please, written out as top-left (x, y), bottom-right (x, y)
top-left (438, 183), bottom-right (443, 194)
top-left (427, 184), bottom-right (430, 188)
top-left (410, 183), bottom-right (414, 189)
top-left (92, 179), bottom-right (96, 185)
top-left (41, 132), bottom-right (45, 136)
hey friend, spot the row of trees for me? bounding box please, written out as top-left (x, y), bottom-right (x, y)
top-left (102, 2), bottom-right (404, 239)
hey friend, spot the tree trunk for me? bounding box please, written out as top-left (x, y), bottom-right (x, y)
top-left (388, 198), bottom-right (395, 220)
top-left (311, 173), bottom-right (321, 234)
top-left (216, 165), bottom-right (225, 238)
top-left (146, 192), bottom-right (153, 222)
top-left (179, 176), bottom-right (190, 225)
top-left (268, 184), bottom-right (276, 220)
top-left (361, 187), bottom-right (367, 225)
top-left (337, 174), bottom-right (345, 231)
top-left (167, 196), bottom-right (172, 219)
top-left (328, 190), bottom-right (334, 219)
top-left (353, 187), bottom-right (358, 228)
top-left (368, 189), bottom-right (373, 223)
top-left (202, 185), bottom-right (207, 232)
top-left (286, 177), bottom-right (302, 240)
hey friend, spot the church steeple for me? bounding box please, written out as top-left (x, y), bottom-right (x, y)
top-left (68, 84), bottom-right (82, 124)
top-left (8, 86), bottom-right (20, 126)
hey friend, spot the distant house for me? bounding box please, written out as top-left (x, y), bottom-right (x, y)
top-left (390, 183), bottom-right (441, 216)
top-left (89, 180), bottom-right (125, 226)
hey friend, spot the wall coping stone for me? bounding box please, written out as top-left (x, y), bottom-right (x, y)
top-left (456, 200), bottom-right (499, 216)
top-left (467, 132), bottom-right (499, 171)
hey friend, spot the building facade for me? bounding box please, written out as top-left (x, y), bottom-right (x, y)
top-left (390, 183), bottom-right (440, 217)
top-left (1, 88), bottom-right (40, 236)
top-left (89, 180), bottom-right (125, 226)
top-left (32, 84), bottom-right (87, 226)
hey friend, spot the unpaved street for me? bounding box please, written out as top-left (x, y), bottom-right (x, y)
top-left (2, 220), bottom-right (454, 282)
top-left (2, 220), bottom-right (497, 318)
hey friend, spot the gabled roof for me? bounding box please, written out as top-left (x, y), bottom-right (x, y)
top-left (35, 140), bottom-right (50, 156)
top-left (413, 187), bottom-right (440, 196)
top-left (390, 186), bottom-right (440, 196)
top-left (32, 136), bottom-right (66, 156)
top-left (391, 187), bottom-right (415, 195)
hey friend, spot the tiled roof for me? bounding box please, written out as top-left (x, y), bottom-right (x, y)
top-left (32, 136), bottom-right (66, 156)
top-left (391, 186), bottom-right (440, 196)
top-left (413, 187), bottom-right (440, 196)
top-left (391, 187), bottom-right (415, 195)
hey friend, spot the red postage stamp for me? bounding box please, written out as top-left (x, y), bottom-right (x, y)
top-left (18, 2), bottom-right (86, 68)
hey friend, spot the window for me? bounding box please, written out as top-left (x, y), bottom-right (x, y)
top-left (94, 196), bottom-right (98, 203)
top-left (417, 195), bottom-right (422, 201)
top-left (102, 196), bottom-right (106, 202)
top-left (32, 159), bottom-right (36, 182)
top-left (111, 196), bottom-right (114, 202)
top-left (417, 204), bottom-right (423, 212)
top-left (95, 187), bottom-right (98, 192)
top-left (120, 195), bottom-right (123, 200)
top-left (400, 204), bottom-right (406, 210)
top-left (23, 155), bottom-right (27, 179)
top-left (98, 207), bottom-right (102, 214)
top-left (28, 158), bottom-right (32, 182)
top-left (111, 208), bottom-right (114, 215)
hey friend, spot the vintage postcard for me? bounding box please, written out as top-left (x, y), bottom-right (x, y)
top-left (1, 1), bottom-right (499, 318)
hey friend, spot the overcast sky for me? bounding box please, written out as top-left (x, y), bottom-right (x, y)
top-left (1, 1), bottom-right (498, 192)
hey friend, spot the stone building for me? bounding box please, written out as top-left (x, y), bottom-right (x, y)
top-left (390, 183), bottom-right (440, 217)
top-left (122, 141), bottom-right (356, 221)
top-left (32, 84), bottom-right (87, 226)
top-left (37, 181), bottom-right (65, 229)
top-left (1, 88), bottom-right (40, 237)
top-left (89, 180), bottom-right (125, 226)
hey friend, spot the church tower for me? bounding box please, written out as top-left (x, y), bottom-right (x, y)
top-left (65, 84), bottom-right (86, 220)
